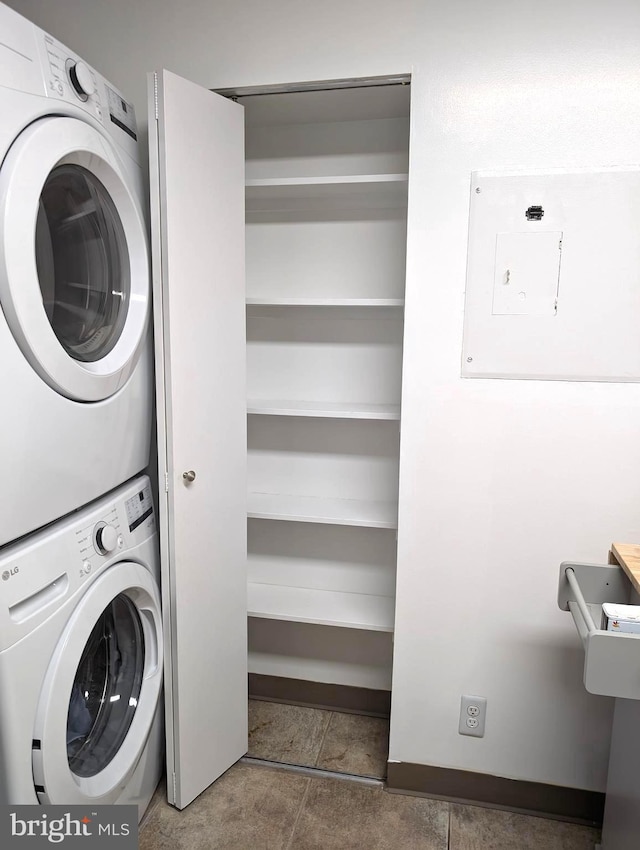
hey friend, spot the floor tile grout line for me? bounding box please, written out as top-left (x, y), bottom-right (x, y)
top-left (240, 756), bottom-right (384, 787)
top-left (284, 776), bottom-right (312, 850)
top-left (447, 803), bottom-right (452, 850)
top-left (314, 709), bottom-right (335, 767)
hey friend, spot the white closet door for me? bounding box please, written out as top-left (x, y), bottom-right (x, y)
top-left (148, 69), bottom-right (247, 810)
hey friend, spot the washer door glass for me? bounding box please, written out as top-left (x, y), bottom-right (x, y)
top-left (66, 594), bottom-right (144, 778)
top-left (35, 164), bottom-right (130, 363)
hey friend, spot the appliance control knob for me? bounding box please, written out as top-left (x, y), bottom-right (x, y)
top-left (69, 61), bottom-right (95, 97)
top-left (95, 523), bottom-right (118, 554)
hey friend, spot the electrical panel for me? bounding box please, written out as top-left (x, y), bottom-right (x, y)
top-left (462, 168), bottom-right (640, 381)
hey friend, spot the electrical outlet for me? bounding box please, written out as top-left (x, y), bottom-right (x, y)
top-left (459, 695), bottom-right (487, 737)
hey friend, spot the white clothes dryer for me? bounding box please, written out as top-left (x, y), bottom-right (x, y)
top-left (0, 474), bottom-right (163, 819)
top-left (0, 3), bottom-right (153, 547)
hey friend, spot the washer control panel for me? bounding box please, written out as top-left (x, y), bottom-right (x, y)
top-left (125, 482), bottom-right (154, 533)
top-left (73, 480), bottom-right (154, 580)
top-left (0, 475), bottom-right (155, 649)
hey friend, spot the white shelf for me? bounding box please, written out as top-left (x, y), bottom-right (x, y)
top-left (246, 173), bottom-right (408, 211)
top-left (247, 399), bottom-right (400, 420)
top-left (247, 582), bottom-right (395, 632)
top-left (246, 173), bottom-right (408, 191)
top-left (246, 297), bottom-right (404, 307)
top-left (248, 492), bottom-right (398, 529)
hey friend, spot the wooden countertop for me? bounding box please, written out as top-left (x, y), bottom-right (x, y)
top-left (610, 543), bottom-right (640, 595)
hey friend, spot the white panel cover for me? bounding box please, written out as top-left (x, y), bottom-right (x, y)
top-left (462, 168), bottom-right (640, 381)
top-left (148, 70), bottom-right (247, 809)
top-left (492, 231), bottom-right (561, 316)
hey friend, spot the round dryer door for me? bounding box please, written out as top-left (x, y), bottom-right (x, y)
top-left (32, 562), bottom-right (162, 806)
top-left (0, 116), bottom-right (149, 401)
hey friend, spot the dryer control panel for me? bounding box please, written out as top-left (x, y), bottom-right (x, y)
top-left (40, 33), bottom-right (138, 142)
top-left (0, 4), bottom-right (140, 160)
top-left (42, 36), bottom-right (104, 121)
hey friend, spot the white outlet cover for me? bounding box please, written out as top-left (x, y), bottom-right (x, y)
top-left (459, 694), bottom-right (487, 737)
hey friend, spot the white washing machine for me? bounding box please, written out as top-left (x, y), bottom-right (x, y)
top-left (0, 2), bottom-right (152, 547)
top-left (0, 474), bottom-right (163, 819)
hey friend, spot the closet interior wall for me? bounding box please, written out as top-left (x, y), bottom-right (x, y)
top-left (242, 83), bottom-right (410, 693)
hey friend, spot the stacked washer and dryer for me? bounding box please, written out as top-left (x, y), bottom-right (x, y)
top-left (0, 3), bottom-right (163, 819)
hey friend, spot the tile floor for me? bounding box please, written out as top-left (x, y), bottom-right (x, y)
top-left (140, 763), bottom-right (601, 850)
top-left (140, 700), bottom-right (601, 849)
top-left (246, 699), bottom-right (389, 779)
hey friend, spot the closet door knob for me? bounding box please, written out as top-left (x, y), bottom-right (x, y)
top-left (183, 470), bottom-right (196, 483)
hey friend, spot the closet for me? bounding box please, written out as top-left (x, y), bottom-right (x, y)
top-left (149, 71), bottom-right (411, 808)
top-left (238, 82), bottom-right (410, 697)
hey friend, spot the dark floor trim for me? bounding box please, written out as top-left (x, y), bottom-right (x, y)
top-left (386, 762), bottom-right (605, 826)
top-left (248, 674), bottom-right (391, 717)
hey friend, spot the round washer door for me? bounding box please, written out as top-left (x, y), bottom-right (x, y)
top-left (0, 116), bottom-right (149, 401)
top-left (32, 561), bottom-right (162, 806)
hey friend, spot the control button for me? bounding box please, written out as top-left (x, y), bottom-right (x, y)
top-left (117, 534), bottom-right (124, 548)
top-left (94, 523), bottom-right (118, 554)
top-left (82, 560), bottom-right (92, 573)
top-left (68, 60), bottom-right (95, 98)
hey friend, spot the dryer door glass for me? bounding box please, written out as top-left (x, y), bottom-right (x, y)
top-left (66, 593), bottom-right (144, 778)
top-left (35, 164), bottom-right (130, 363)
